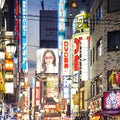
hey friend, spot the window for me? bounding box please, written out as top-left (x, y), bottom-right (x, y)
top-left (93, 47), bottom-right (95, 63)
top-left (91, 75), bottom-right (103, 98)
top-left (90, 14), bottom-right (95, 34)
top-left (90, 50), bottom-right (92, 65)
top-left (96, 3), bottom-right (103, 24)
top-left (108, 30), bottom-right (120, 51)
top-left (96, 37), bottom-right (103, 60)
top-left (92, 14), bottom-right (95, 31)
top-left (91, 83), bottom-right (95, 98)
top-left (108, 0), bottom-right (120, 13)
top-left (96, 75), bottom-right (102, 94)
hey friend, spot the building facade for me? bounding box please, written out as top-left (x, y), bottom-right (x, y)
top-left (89, 0), bottom-right (120, 119)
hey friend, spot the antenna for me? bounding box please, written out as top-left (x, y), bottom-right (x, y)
top-left (41, 0), bottom-right (44, 10)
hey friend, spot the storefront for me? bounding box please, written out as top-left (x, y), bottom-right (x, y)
top-left (90, 90), bottom-right (120, 120)
top-left (89, 97), bottom-right (103, 120)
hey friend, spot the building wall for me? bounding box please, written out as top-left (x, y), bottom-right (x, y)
top-left (90, 0), bottom-right (120, 92)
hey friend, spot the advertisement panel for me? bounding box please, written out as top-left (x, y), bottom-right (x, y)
top-left (103, 91), bottom-right (120, 110)
top-left (40, 11), bottom-right (57, 41)
top-left (35, 80), bottom-right (41, 106)
top-left (80, 36), bottom-right (89, 81)
top-left (62, 76), bottom-right (70, 99)
top-left (22, 0), bottom-right (27, 71)
top-left (46, 75), bottom-right (58, 98)
top-left (73, 13), bottom-right (89, 34)
top-left (72, 36), bottom-right (79, 83)
top-left (63, 40), bottom-right (71, 75)
top-left (108, 70), bottom-right (120, 89)
top-left (58, 0), bottom-right (66, 56)
top-left (36, 48), bottom-right (58, 73)
top-left (5, 82), bottom-right (14, 94)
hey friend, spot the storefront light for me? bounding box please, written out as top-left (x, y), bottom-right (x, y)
top-left (6, 42), bottom-right (16, 55)
top-left (5, 59), bottom-right (14, 71)
top-left (5, 73), bottom-right (13, 79)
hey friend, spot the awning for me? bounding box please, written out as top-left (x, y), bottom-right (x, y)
top-left (44, 112), bottom-right (61, 117)
top-left (95, 110), bottom-right (120, 116)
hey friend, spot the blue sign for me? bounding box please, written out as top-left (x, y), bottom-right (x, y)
top-left (62, 76), bottom-right (70, 99)
top-left (22, 0), bottom-right (27, 71)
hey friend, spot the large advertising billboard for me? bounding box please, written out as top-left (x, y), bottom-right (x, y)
top-left (46, 75), bottom-right (58, 98)
top-left (40, 10), bottom-right (57, 41)
top-left (36, 49), bottom-right (58, 73)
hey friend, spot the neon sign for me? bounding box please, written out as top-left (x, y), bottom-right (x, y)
top-left (103, 91), bottom-right (120, 109)
top-left (22, 0), bottom-right (27, 71)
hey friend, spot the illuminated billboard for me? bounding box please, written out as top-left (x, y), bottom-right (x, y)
top-left (73, 13), bottom-right (89, 34)
top-left (5, 82), bottom-right (14, 94)
top-left (46, 75), bottom-right (58, 98)
top-left (22, 0), bottom-right (27, 71)
top-left (58, 0), bottom-right (66, 55)
top-left (36, 49), bottom-right (58, 73)
top-left (62, 76), bottom-right (70, 99)
top-left (63, 40), bottom-right (71, 75)
top-left (80, 36), bottom-right (89, 81)
top-left (35, 80), bottom-right (41, 106)
top-left (72, 36), bottom-right (80, 83)
top-left (103, 91), bottom-right (120, 110)
top-left (108, 70), bottom-right (120, 89)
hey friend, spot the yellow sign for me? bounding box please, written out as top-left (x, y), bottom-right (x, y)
top-left (0, 72), bottom-right (5, 93)
top-left (75, 13), bottom-right (89, 31)
top-left (72, 93), bottom-right (82, 109)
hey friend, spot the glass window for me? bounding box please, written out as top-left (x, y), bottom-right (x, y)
top-left (91, 82), bottom-right (95, 97)
top-left (96, 3), bottom-right (103, 24)
top-left (96, 37), bottom-right (103, 60)
top-left (96, 75), bottom-right (102, 94)
top-left (90, 50), bottom-right (92, 65)
top-left (93, 47), bottom-right (95, 63)
top-left (108, 30), bottom-right (120, 51)
top-left (108, 0), bottom-right (120, 13)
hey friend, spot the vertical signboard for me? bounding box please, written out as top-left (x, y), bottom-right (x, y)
top-left (46, 75), bottom-right (58, 98)
top-left (80, 36), bottom-right (89, 81)
top-left (72, 37), bottom-right (79, 83)
top-left (35, 80), bottom-right (41, 106)
top-left (22, 0), bottom-right (27, 71)
top-left (62, 76), bottom-right (70, 99)
top-left (15, 0), bottom-right (19, 41)
top-left (63, 40), bottom-right (71, 75)
top-left (58, 0), bottom-right (66, 56)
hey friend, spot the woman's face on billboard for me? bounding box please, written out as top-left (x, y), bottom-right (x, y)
top-left (44, 52), bottom-right (54, 65)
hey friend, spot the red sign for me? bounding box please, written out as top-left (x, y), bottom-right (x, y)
top-left (74, 38), bottom-right (79, 71)
top-left (35, 80), bottom-right (41, 106)
top-left (15, 0), bottom-right (19, 41)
